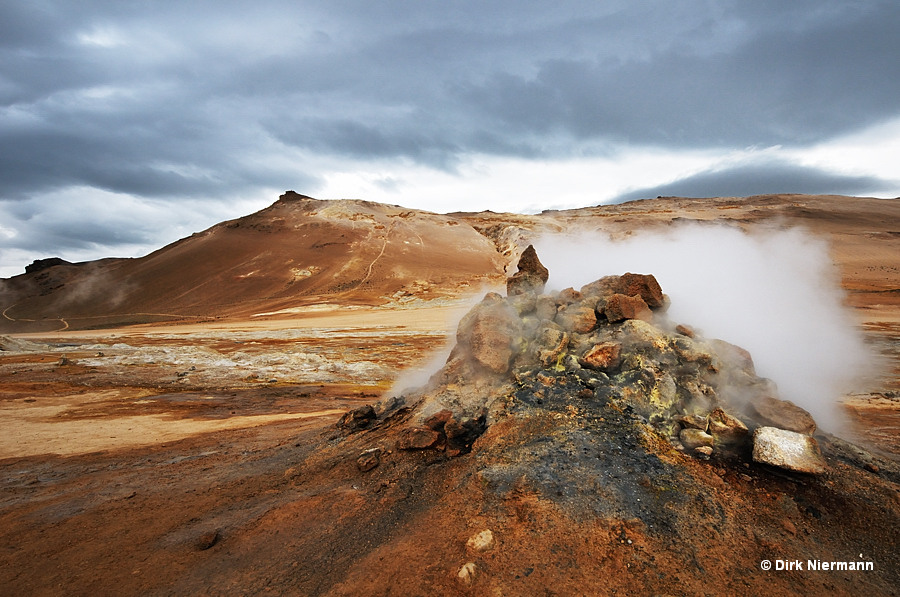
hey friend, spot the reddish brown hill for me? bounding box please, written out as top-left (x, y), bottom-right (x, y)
top-left (0, 192), bottom-right (505, 332)
top-left (2, 193), bottom-right (898, 333)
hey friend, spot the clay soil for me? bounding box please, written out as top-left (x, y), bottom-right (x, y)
top-left (0, 306), bottom-right (465, 595)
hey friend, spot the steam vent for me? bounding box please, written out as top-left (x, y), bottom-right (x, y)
top-left (356, 245), bottom-right (825, 472)
top-left (301, 246), bottom-right (900, 595)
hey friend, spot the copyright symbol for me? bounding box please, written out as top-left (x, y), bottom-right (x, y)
top-left (761, 560), bottom-right (771, 571)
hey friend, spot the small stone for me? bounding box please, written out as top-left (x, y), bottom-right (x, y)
top-left (356, 448), bottom-right (382, 472)
top-left (675, 324), bottom-right (696, 338)
top-left (397, 427), bottom-right (441, 450)
top-left (694, 446), bottom-right (713, 457)
top-left (752, 427), bottom-right (827, 474)
top-left (196, 530), bottom-right (219, 551)
top-left (457, 562), bottom-right (477, 586)
top-left (680, 428), bottom-right (714, 450)
top-left (57, 355), bottom-right (69, 366)
top-left (466, 529), bottom-right (495, 553)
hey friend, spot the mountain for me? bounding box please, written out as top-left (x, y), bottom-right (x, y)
top-left (0, 192), bottom-right (506, 332)
top-left (2, 192), bottom-right (899, 333)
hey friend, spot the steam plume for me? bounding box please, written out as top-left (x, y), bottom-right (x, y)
top-left (534, 223), bottom-right (875, 432)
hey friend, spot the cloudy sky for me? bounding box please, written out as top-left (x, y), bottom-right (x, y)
top-left (1, 1), bottom-right (899, 277)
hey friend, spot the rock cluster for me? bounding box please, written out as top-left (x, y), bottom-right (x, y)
top-left (357, 247), bottom-right (826, 474)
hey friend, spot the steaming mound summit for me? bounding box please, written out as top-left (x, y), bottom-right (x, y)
top-left (280, 247), bottom-right (900, 596)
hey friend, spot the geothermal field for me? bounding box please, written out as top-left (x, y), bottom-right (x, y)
top-left (1, 192), bottom-right (899, 595)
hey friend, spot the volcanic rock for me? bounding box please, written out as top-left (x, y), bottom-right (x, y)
top-left (338, 404), bottom-right (376, 432)
top-left (580, 342), bottom-right (622, 371)
top-left (424, 409), bottom-right (453, 431)
top-left (455, 292), bottom-right (523, 374)
top-left (530, 321), bottom-right (569, 368)
top-left (195, 530), bottom-right (219, 551)
top-left (506, 245), bottom-right (549, 296)
top-left (707, 408), bottom-right (749, 445)
top-left (397, 427), bottom-right (441, 450)
top-left (680, 428), bottom-right (715, 451)
top-left (747, 396), bottom-right (817, 435)
top-left (616, 273), bottom-right (665, 308)
top-left (675, 324), bottom-right (696, 338)
top-left (444, 413), bottom-right (487, 455)
top-left (675, 414), bottom-right (709, 431)
top-left (752, 427), bottom-right (827, 473)
top-left (557, 287), bottom-right (583, 304)
top-left (357, 448), bottom-right (382, 472)
top-left (534, 295), bottom-right (558, 321)
top-left (579, 273), bottom-right (665, 309)
top-left (555, 303), bottom-right (597, 334)
top-left (25, 257), bottom-right (74, 274)
top-left (603, 293), bottom-right (652, 323)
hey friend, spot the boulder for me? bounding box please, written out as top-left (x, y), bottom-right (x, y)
top-left (555, 304), bottom-right (597, 334)
top-left (603, 293), bottom-right (652, 323)
top-left (338, 404), bottom-right (376, 431)
top-left (709, 339), bottom-right (756, 375)
top-left (533, 323), bottom-right (569, 367)
top-left (557, 287), bottom-right (583, 304)
top-left (580, 342), bottom-right (622, 371)
top-left (707, 408), bottom-right (749, 444)
top-left (616, 273), bottom-right (665, 309)
top-left (579, 273), bottom-right (664, 309)
top-left (534, 295), bottom-right (558, 321)
top-left (507, 245), bottom-right (549, 296)
top-left (579, 276), bottom-right (621, 299)
top-left (752, 427), bottom-right (826, 474)
top-left (680, 428), bottom-right (715, 451)
top-left (356, 448), bottom-right (382, 472)
top-left (508, 292), bottom-right (536, 316)
top-left (747, 396), bottom-right (816, 435)
top-left (397, 427), bottom-right (442, 450)
top-left (456, 292), bottom-right (523, 374)
top-left (424, 409), bottom-right (453, 431)
top-left (675, 414), bottom-right (708, 431)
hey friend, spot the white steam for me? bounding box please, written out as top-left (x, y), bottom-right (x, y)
top-left (535, 223), bottom-right (875, 433)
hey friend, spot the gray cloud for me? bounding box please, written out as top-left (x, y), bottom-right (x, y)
top-left (1, 0), bottom-right (899, 274)
top-left (611, 160), bottom-right (898, 203)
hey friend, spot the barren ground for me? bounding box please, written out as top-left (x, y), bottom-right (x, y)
top-left (1, 194), bottom-right (899, 595)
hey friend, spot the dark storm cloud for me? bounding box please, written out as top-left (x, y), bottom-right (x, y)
top-left (1, 0), bottom-right (899, 275)
top-left (611, 161), bottom-right (897, 203)
top-left (5, 0), bottom-right (899, 195)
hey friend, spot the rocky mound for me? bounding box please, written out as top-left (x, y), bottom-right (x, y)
top-left (282, 246), bottom-right (900, 595)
